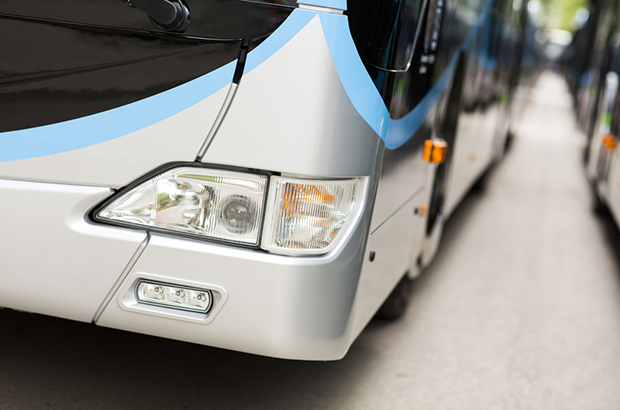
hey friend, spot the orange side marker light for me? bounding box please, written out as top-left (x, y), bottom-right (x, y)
top-left (602, 133), bottom-right (617, 153)
top-left (423, 140), bottom-right (433, 162)
top-left (419, 203), bottom-right (429, 217)
top-left (423, 139), bottom-right (448, 164)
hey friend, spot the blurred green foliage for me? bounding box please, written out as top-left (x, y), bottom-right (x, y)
top-left (538, 0), bottom-right (589, 31)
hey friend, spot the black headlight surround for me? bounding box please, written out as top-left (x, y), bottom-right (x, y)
top-left (89, 161), bottom-right (275, 250)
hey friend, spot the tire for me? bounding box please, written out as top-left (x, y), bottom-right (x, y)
top-left (471, 165), bottom-right (491, 193)
top-left (593, 186), bottom-right (609, 216)
top-left (376, 275), bottom-right (414, 320)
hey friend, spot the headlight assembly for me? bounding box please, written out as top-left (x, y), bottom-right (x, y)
top-left (95, 166), bottom-right (267, 246)
top-left (94, 164), bottom-right (366, 255)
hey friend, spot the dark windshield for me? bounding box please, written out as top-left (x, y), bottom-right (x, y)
top-left (348, 0), bottom-right (425, 71)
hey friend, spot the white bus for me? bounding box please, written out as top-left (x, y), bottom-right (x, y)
top-left (0, 0), bottom-right (527, 360)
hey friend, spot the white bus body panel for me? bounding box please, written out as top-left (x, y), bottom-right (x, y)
top-left (351, 186), bottom-right (430, 337)
top-left (587, 72), bottom-right (618, 182)
top-left (0, 178), bottom-right (145, 321)
top-left (202, 16), bottom-right (380, 178)
top-left (96, 201), bottom-right (373, 360)
top-left (608, 152), bottom-right (620, 219)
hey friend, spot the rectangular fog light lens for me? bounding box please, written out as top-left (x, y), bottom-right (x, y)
top-left (136, 281), bottom-right (212, 313)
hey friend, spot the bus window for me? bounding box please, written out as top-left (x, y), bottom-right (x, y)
top-left (348, 0), bottom-right (425, 71)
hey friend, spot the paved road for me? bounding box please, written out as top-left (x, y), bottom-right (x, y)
top-left (2, 73), bottom-right (620, 409)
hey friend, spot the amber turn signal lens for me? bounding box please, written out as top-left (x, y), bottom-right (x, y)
top-left (419, 203), bottom-right (429, 217)
top-left (423, 139), bottom-right (448, 164)
top-left (602, 133), bottom-right (617, 152)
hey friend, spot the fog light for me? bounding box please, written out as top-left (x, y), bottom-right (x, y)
top-left (136, 281), bottom-right (212, 313)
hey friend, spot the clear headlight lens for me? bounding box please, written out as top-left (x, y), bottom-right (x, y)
top-left (261, 177), bottom-right (364, 255)
top-left (97, 166), bottom-right (364, 254)
top-left (97, 167), bottom-right (267, 245)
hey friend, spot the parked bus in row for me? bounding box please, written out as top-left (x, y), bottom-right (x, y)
top-left (0, 0), bottom-right (529, 360)
top-left (579, 0), bottom-right (620, 226)
top-left (572, 0), bottom-right (617, 165)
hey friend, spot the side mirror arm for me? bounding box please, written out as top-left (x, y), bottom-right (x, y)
top-left (121, 0), bottom-right (190, 32)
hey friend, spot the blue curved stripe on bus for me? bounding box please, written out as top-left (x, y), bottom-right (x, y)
top-left (0, 61), bottom-right (236, 162)
top-left (297, 0), bottom-right (347, 10)
top-left (0, 4), bottom-right (489, 162)
top-left (319, 12), bottom-right (390, 138)
top-left (243, 10), bottom-right (315, 75)
top-left (383, 8), bottom-right (490, 148)
top-left (384, 57), bottom-right (458, 149)
top-left (243, 9), bottom-right (389, 136)
top-left (321, 8), bottom-right (489, 149)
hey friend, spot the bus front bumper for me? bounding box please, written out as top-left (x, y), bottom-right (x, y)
top-left (0, 177), bottom-right (371, 361)
top-left (96, 229), bottom-right (368, 360)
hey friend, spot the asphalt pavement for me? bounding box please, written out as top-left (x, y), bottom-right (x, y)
top-left (2, 72), bottom-right (620, 409)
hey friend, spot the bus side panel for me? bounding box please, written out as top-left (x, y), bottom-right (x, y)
top-left (346, 0), bottom-right (505, 332)
top-left (351, 122), bottom-right (434, 337)
top-left (587, 74), bottom-right (618, 182)
top-left (445, 98), bottom-right (499, 215)
top-left (444, 0), bottom-right (525, 215)
top-left (368, 125), bottom-right (432, 233)
top-left (605, 149), bottom-right (620, 225)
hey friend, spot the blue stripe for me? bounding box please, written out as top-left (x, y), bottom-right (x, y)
top-left (0, 4), bottom-right (491, 162)
top-left (297, 0), bottom-right (347, 10)
top-left (243, 10), bottom-right (389, 136)
top-left (0, 60), bottom-right (236, 162)
top-left (319, 12), bottom-right (390, 138)
top-left (248, 8), bottom-right (491, 149)
top-left (243, 10), bottom-right (316, 75)
top-left (385, 58), bottom-right (458, 149)
top-left (385, 8), bottom-right (489, 148)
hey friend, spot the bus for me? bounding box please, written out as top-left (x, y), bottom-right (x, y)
top-left (0, 0), bottom-right (527, 360)
top-left (581, 1), bottom-right (620, 226)
top-left (572, 0), bottom-right (617, 165)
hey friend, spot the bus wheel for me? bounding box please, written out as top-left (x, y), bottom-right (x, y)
top-left (592, 185), bottom-right (610, 215)
top-left (376, 274), bottom-right (414, 320)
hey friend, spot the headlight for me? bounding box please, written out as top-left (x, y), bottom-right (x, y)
top-left (261, 177), bottom-right (365, 255)
top-left (96, 167), bottom-right (267, 246)
top-left (95, 165), bottom-right (365, 255)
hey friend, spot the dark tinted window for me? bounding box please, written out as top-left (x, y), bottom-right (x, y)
top-left (348, 0), bottom-right (425, 71)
